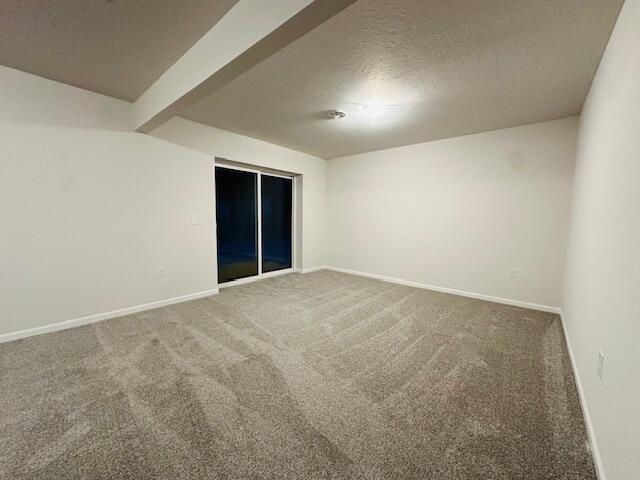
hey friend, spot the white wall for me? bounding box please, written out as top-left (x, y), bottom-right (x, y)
top-left (0, 66), bottom-right (219, 337)
top-left (149, 117), bottom-right (327, 270)
top-left (0, 66), bottom-right (326, 339)
top-left (562, 0), bottom-right (640, 478)
top-left (327, 117), bottom-right (578, 309)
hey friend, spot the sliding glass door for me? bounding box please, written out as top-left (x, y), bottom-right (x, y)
top-left (215, 165), bottom-right (293, 284)
top-left (215, 167), bottom-right (258, 283)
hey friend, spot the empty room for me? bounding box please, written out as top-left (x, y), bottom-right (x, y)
top-left (1, 1), bottom-right (638, 479)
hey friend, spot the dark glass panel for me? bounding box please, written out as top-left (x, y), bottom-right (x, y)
top-left (261, 175), bottom-right (293, 273)
top-left (215, 167), bottom-right (258, 283)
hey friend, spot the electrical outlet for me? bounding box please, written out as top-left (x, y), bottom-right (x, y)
top-left (191, 214), bottom-right (199, 225)
top-left (156, 265), bottom-right (166, 278)
top-left (596, 351), bottom-right (605, 380)
top-left (509, 268), bottom-right (518, 279)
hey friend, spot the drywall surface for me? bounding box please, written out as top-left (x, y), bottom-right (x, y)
top-left (183, 0), bottom-right (623, 158)
top-left (0, 66), bottom-right (326, 338)
top-left (0, 66), bottom-right (217, 336)
top-left (327, 117), bottom-right (578, 308)
top-left (150, 117), bottom-right (327, 270)
top-left (562, 0), bottom-right (640, 478)
top-left (0, 0), bottom-right (239, 101)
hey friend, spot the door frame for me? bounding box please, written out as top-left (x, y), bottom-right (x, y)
top-left (214, 162), bottom-right (296, 288)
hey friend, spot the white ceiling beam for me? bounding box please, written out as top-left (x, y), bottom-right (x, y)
top-left (132, 0), bottom-right (356, 133)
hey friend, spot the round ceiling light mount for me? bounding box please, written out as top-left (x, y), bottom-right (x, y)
top-left (327, 109), bottom-right (346, 120)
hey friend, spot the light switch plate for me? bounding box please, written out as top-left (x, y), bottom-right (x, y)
top-left (596, 350), bottom-right (605, 380)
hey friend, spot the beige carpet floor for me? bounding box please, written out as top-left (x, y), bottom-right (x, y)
top-left (0, 270), bottom-right (595, 479)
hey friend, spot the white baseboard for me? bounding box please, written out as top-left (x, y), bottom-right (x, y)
top-left (0, 288), bottom-right (219, 344)
top-left (323, 266), bottom-right (561, 314)
top-left (297, 265), bottom-right (329, 274)
top-left (559, 310), bottom-right (606, 480)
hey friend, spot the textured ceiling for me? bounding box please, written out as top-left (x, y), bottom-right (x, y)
top-left (183, 0), bottom-right (624, 158)
top-left (0, 0), bottom-right (239, 101)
